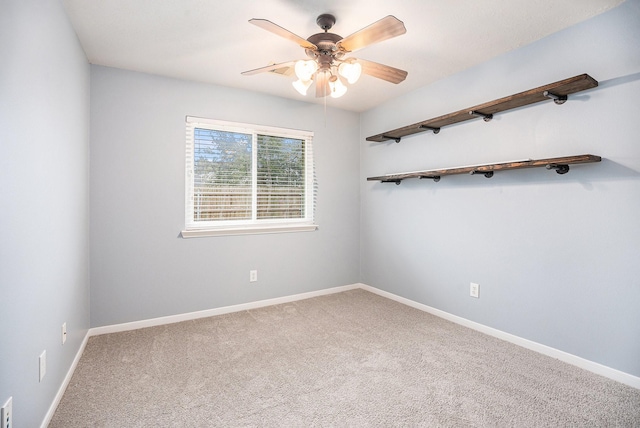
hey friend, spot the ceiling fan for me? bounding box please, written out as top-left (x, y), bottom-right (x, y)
top-left (242, 13), bottom-right (408, 98)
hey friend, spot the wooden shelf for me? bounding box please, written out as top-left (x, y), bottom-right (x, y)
top-left (366, 74), bottom-right (598, 143)
top-left (367, 155), bottom-right (601, 184)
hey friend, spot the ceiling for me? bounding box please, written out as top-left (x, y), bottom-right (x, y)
top-left (62, 0), bottom-right (624, 112)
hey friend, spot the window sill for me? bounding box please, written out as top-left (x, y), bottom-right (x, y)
top-left (181, 224), bottom-right (318, 238)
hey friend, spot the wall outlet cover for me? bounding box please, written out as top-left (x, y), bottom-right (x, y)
top-left (1, 396), bottom-right (12, 428)
top-left (470, 282), bottom-right (480, 298)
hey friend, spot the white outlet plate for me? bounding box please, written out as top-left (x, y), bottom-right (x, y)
top-left (249, 270), bottom-right (258, 282)
top-left (62, 322), bottom-right (67, 344)
top-left (39, 350), bottom-right (46, 382)
top-left (470, 282), bottom-right (480, 298)
top-left (1, 397), bottom-right (12, 428)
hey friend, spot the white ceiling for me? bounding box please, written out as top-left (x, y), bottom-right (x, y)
top-left (62, 0), bottom-right (624, 112)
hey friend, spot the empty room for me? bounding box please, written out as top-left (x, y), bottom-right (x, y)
top-left (1, 0), bottom-right (639, 426)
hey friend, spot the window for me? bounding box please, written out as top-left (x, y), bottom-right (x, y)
top-left (182, 117), bottom-right (317, 237)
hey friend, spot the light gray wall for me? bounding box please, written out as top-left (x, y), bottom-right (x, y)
top-left (89, 66), bottom-right (361, 327)
top-left (360, 1), bottom-right (640, 377)
top-left (0, 0), bottom-right (90, 426)
top-left (2, 4), bottom-right (637, 425)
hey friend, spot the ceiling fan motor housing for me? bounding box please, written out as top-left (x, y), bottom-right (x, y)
top-left (306, 32), bottom-right (344, 64)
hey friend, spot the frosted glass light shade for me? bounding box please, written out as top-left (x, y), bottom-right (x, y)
top-left (338, 62), bottom-right (362, 84)
top-left (294, 60), bottom-right (318, 81)
top-left (329, 77), bottom-right (347, 98)
top-left (292, 78), bottom-right (313, 95)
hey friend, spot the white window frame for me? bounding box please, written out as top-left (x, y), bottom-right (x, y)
top-left (182, 116), bottom-right (317, 238)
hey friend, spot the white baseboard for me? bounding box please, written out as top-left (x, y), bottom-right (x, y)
top-left (41, 330), bottom-right (90, 428)
top-left (89, 283), bottom-right (362, 337)
top-left (359, 283), bottom-right (640, 390)
top-left (53, 279), bottom-right (637, 428)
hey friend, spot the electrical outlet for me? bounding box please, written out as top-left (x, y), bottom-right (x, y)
top-left (62, 322), bottom-right (67, 345)
top-left (249, 270), bottom-right (258, 283)
top-left (1, 397), bottom-right (12, 428)
top-left (39, 350), bottom-right (46, 382)
top-left (470, 282), bottom-right (480, 298)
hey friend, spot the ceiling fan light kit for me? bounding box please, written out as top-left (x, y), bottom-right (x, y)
top-left (243, 13), bottom-right (408, 99)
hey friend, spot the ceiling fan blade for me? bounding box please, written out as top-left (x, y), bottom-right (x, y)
top-left (249, 19), bottom-right (317, 50)
top-left (337, 15), bottom-right (406, 53)
top-left (315, 71), bottom-right (330, 98)
top-left (241, 61), bottom-right (296, 76)
top-left (356, 58), bottom-right (408, 84)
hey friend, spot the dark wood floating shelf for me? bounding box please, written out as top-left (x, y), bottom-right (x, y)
top-left (366, 74), bottom-right (598, 143)
top-left (367, 155), bottom-right (601, 184)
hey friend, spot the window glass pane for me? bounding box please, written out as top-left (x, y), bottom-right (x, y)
top-left (193, 128), bottom-right (252, 221)
top-left (256, 135), bottom-right (305, 219)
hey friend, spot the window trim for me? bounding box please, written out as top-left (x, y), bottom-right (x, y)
top-left (181, 224), bottom-right (318, 238)
top-left (182, 116), bottom-right (317, 238)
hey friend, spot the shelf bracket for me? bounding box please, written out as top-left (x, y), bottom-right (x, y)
top-left (543, 90), bottom-right (568, 105)
top-left (469, 110), bottom-right (493, 122)
top-left (419, 175), bottom-right (441, 182)
top-left (383, 135), bottom-right (402, 143)
top-left (546, 164), bottom-right (570, 174)
top-left (470, 170), bottom-right (494, 178)
top-left (419, 125), bottom-right (441, 134)
top-left (382, 179), bottom-right (403, 185)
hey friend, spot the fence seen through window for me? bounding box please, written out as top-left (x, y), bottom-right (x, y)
top-left (193, 128), bottom-right (306, 222)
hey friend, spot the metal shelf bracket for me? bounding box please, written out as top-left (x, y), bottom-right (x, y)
top-left (419, 125), bottom-right (441, 134)
top-left (470, 170), bottom-right (494, 178)
top-left (383, 135), bottom-right (402, 143)
top-left (546, 164), bottom-right (570, 174)
top-left (469, 110), bottom-right (493, 122)
top-left (543, 90), bottom-right (568, 105)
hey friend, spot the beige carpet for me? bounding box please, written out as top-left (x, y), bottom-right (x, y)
top-left (50, 289), bottom-right (640, 427)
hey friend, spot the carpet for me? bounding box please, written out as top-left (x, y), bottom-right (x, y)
top-left (50, 289), bottom-right (640, 427)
